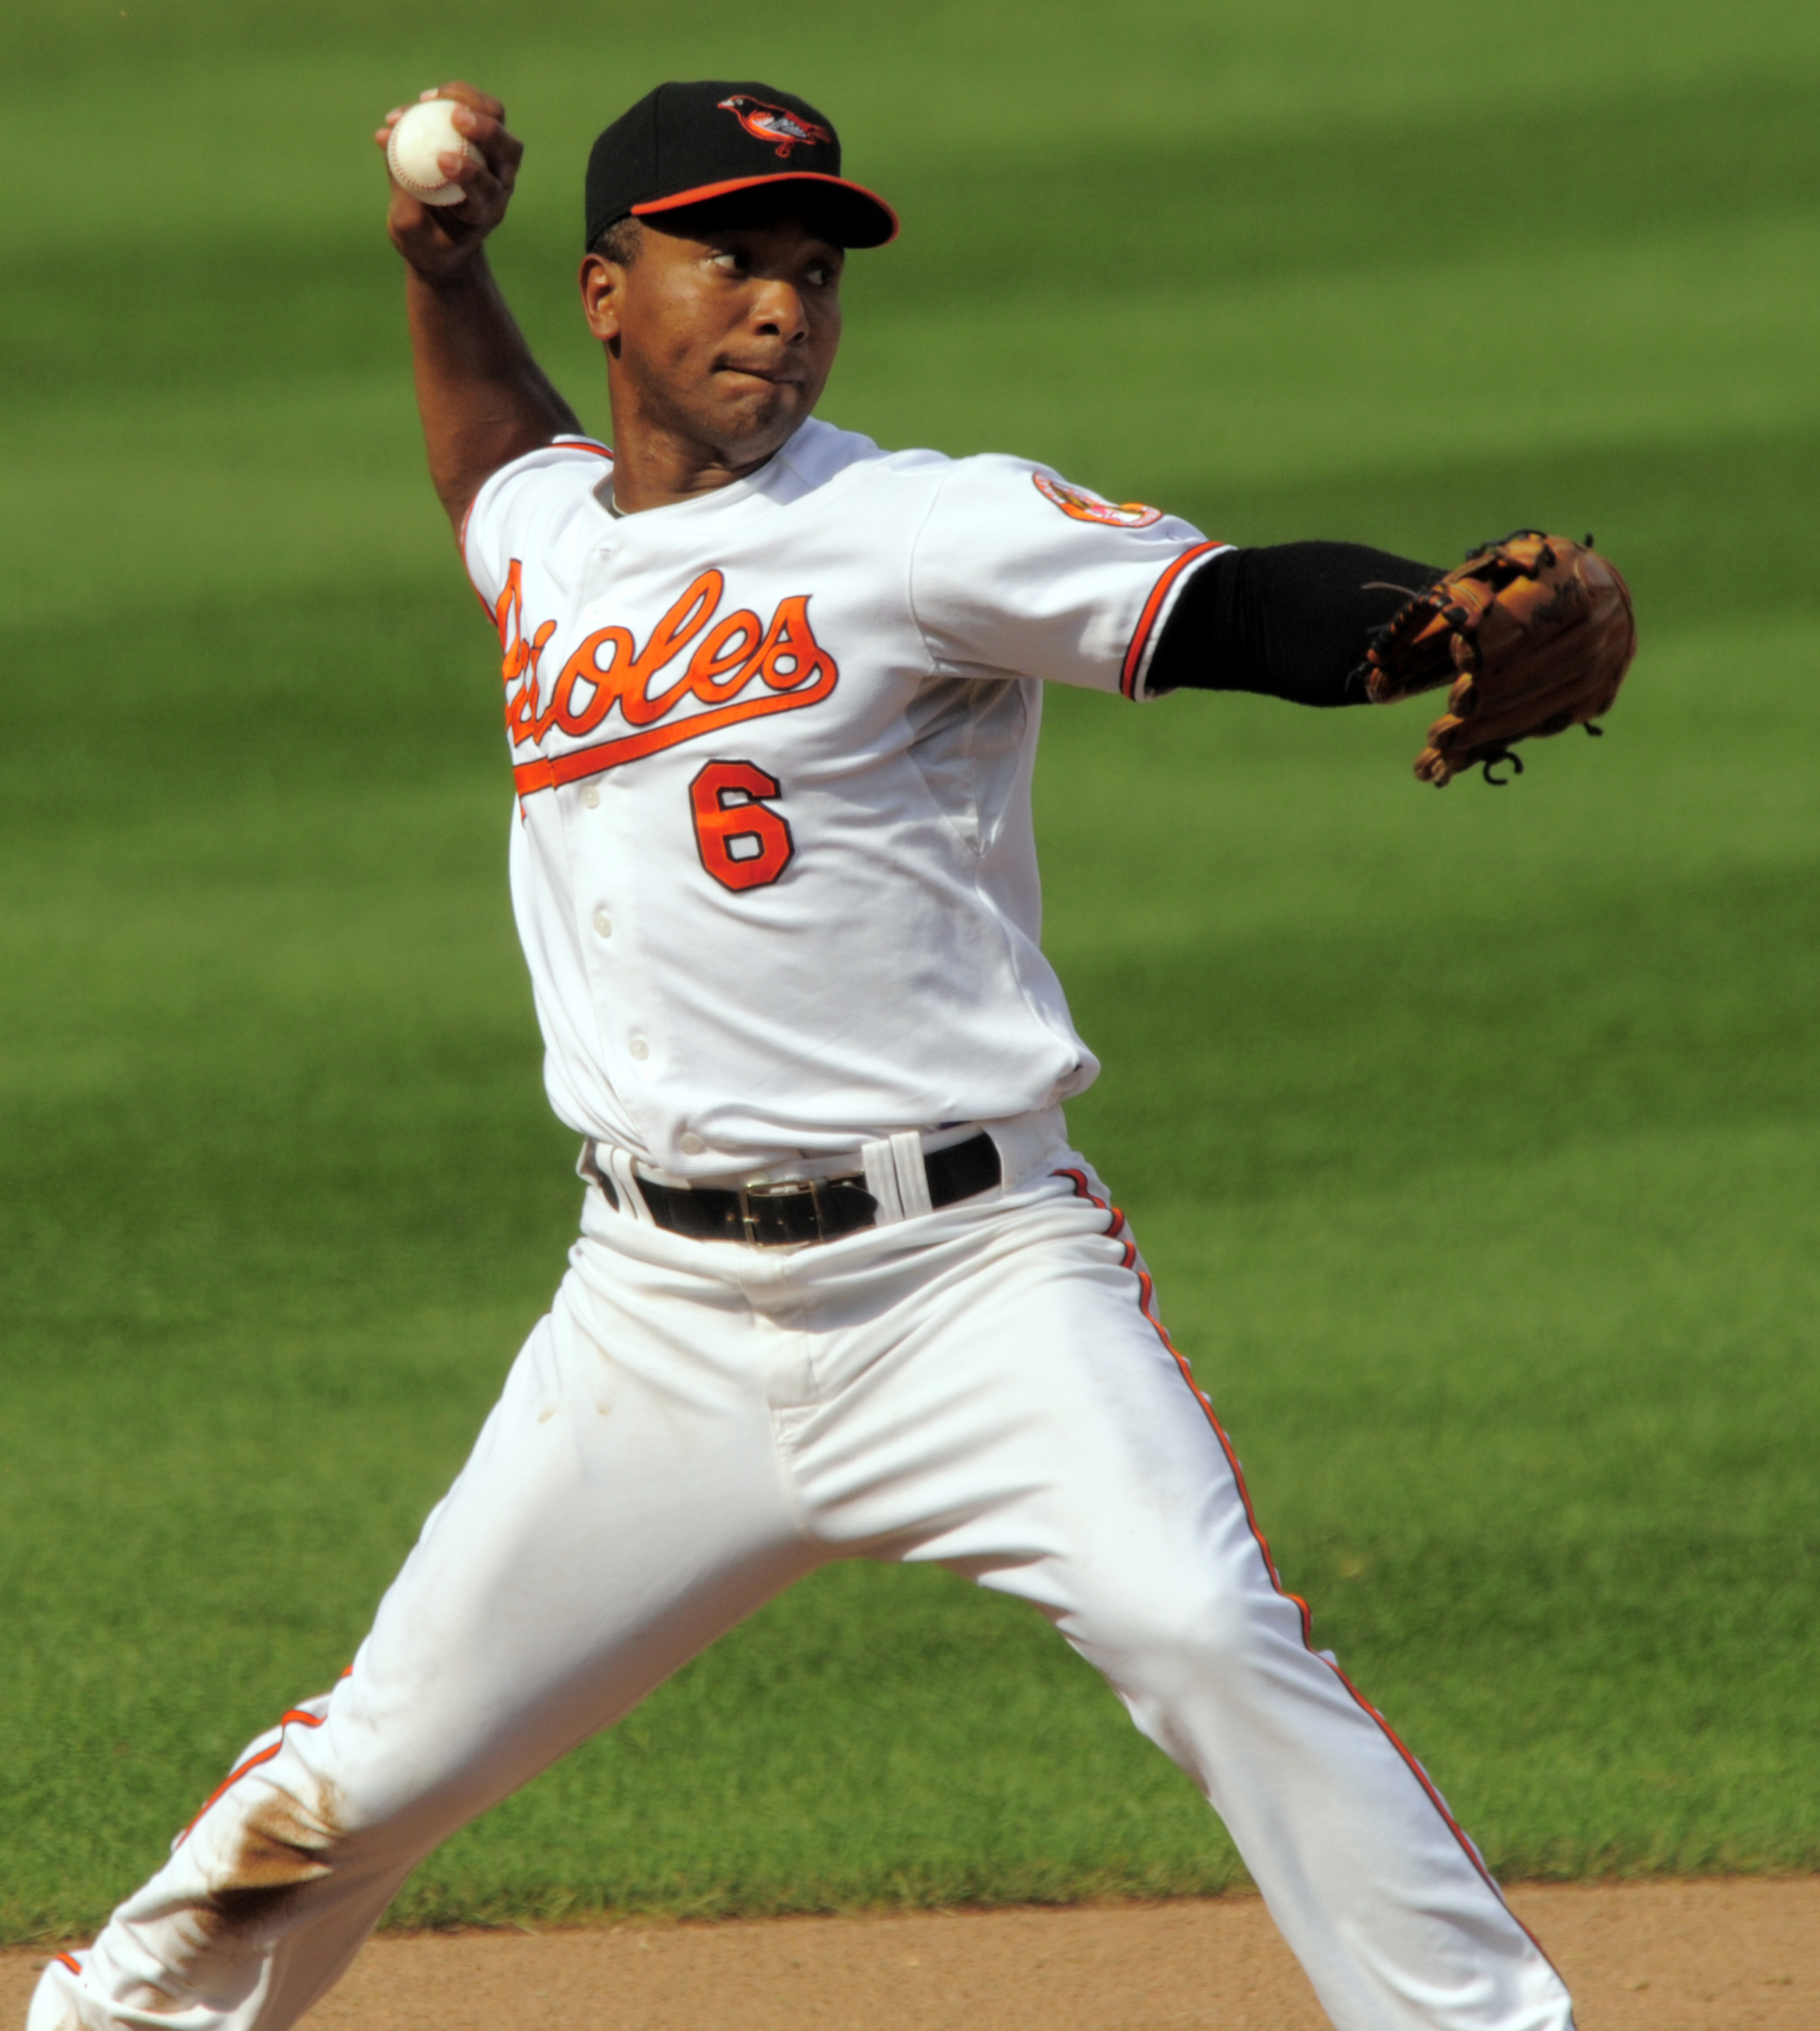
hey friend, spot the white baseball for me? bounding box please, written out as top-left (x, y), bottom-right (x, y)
top-left (386, 98), bottom-right (481, 206)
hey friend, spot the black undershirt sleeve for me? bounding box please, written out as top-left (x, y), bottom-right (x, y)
top-left (1144, 541), bottom-right (1445, 707)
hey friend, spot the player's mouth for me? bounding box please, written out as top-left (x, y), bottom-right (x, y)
top-left (715, 359), bottom-right (804, 389)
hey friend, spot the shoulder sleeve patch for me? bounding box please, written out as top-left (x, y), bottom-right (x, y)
top-left (1033, 470), bottom-right (1163, 529)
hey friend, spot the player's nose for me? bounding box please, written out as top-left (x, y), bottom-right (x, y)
top-left (748, 279), bottom-right (810, 344)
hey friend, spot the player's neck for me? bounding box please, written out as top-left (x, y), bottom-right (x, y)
top-left (603, 406), bottom-right (798, 514)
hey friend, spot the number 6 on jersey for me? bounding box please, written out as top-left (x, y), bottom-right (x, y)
top-left (689, 759), bottom-right (795, 892)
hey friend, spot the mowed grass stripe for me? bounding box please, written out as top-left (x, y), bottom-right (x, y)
top-left (10, 213), bottom-right (1819, 625)
top-left (15, 69), bottom-right (1820, 362)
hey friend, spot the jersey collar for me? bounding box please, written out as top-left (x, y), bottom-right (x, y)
top-left (587, 418), bottom-right (854, 531)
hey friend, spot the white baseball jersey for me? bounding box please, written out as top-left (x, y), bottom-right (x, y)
top-left (459, 420), bottom-right (1225, 1176)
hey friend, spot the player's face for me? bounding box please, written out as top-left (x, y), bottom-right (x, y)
top-left (581, 208), bottom-right (845, 470)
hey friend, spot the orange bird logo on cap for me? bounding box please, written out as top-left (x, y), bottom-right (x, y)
top-left (716, 95), bottom-right (833, 157)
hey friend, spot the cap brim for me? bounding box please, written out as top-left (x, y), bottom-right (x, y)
top-left (631, 171), bottom-right (899, 248)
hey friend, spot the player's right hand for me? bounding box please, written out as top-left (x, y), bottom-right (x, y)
top-left (376, 83), bottom-right (521, 277)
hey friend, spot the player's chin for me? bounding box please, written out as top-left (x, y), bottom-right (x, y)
top-left (710, 375), bottom-right (812, 449)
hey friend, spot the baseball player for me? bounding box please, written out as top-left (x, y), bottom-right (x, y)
top-left (34, 76), bottom-right (1633, 2031)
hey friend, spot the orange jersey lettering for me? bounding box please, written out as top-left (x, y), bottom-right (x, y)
top-left (494, 564), bottom-right (839, 791)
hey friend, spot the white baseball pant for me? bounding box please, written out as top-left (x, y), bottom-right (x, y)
top-left (32, 1134), bottom-right (1574, 2031)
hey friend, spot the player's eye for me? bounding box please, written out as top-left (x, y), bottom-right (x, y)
top-left (709, 249), bottom-right (748, 274)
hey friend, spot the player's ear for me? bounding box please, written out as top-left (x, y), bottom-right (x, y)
top-left (579, 251), bottom-right (626, 350)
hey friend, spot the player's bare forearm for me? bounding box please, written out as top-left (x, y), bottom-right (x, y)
top-left (405, 258), bottom-right (580, 527)
top-left (378, 83), bottom-right (581, 531)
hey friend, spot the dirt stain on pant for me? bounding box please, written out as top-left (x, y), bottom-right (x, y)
top-left (198, 1778), bottom-right (345, 1939)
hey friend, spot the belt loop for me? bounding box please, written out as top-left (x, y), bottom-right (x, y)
top-left (890, 1130), bottom-right (933, 1218)
top-left (576, 1139), bottom-right (620, 1210)
top-left (604, 1143), bottom-right (652, 1223)
top-left (861, 1138), bottom-right (906, 1224)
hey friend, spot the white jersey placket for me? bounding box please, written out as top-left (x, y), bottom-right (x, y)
top-left (560, 528), bottom-right (680, 1154)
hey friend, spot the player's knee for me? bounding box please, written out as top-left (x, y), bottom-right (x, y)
top-left (1079, 1572), bottom-right (1286, 1704)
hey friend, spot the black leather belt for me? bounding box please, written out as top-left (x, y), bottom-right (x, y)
top-left (626, 1131), bottom-right (1001, 1247)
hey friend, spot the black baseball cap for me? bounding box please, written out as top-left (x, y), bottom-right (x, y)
top-left (584, 81), bottom-right (898, 251)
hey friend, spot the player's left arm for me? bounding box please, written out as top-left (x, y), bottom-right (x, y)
top-left (1151, 534), bottom-right (1639, 786)
top-left (1144, 542), bottom-right (1442, 706)
top-left (911, 465), bottom-right (1439, 712)
top-left (911, 464), bottom-right (1634, 781)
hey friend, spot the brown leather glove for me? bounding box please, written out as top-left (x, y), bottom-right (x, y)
top-left (1361, 531), bottom-right (1638, 785)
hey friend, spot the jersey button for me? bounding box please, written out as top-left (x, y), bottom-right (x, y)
top-left (678, 1132), bottom-right (705, 1156)
top-left (581, 784), bottom-right (601, 810)
top-left (628, 1035), bottom-right (650, 1061)
top-left (592, 910), bottom-right (612, 939)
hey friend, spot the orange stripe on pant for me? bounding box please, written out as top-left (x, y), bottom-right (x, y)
top-left (1048, 1165), bottom-right (1559, 1968)
top-left (176, 1707), bottom-right (327, 1845)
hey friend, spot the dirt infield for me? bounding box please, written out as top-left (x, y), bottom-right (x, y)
top-left (4, 1879), bottom-right (1814, 2028)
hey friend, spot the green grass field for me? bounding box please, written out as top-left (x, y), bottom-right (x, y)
top-left (3, 0), bottom-right (1817, 1943)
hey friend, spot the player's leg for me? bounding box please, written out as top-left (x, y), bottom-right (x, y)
top-left (783, 1158), bottom-right (1573, 2031)
top-left (32, 1213), bottom-right (823, 2031)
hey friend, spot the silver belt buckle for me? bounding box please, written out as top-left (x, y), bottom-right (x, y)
top-left (738, 1175), bottom-right (828, 1245)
